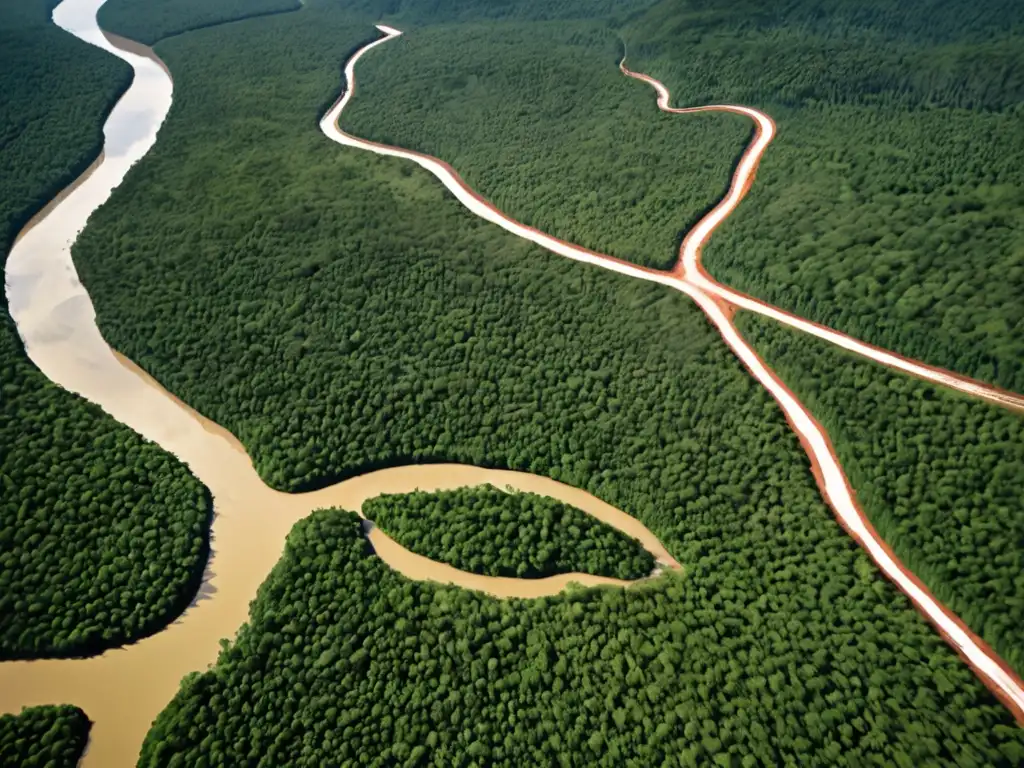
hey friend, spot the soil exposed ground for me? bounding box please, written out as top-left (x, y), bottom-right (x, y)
top-left (326, 27), bottom-right (1024, 721)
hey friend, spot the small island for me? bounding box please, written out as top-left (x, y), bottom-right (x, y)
top-left (364, 485), bottom-right (656, 580)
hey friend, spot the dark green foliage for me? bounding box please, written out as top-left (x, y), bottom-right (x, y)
top-left (621, 0), bottom-right (1024, 390)
top-left (140, 510), bottom-right (1024, 767)
top-left (341, 21), bottom-right (748, 272)
top-left (365, 485), bottom-right (655, 579)
top-left (337, 0), bottom-right (656, 25)
top-left (738, 312), bottom-right (1024, 677)
top-left (625, 0), bottom-right (1024, 92)
top-left (832, 0), bottom-right (1024, 44)
top-left (0, 705), bottom-right (89, 768)
top-left (97, 0), bottom-right (301, 43)
top-left (0, 0), bottom-right (211, 656)
top-left (68, 5), bottom-right (1024, 755)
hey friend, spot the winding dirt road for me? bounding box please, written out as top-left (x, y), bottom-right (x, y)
top-left (324, 26), bottom-right (1024, 722)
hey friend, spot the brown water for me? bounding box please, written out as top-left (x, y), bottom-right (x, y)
top-left (0, 0), bottom-right (680, 764)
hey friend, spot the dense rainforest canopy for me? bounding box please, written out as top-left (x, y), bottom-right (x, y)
top-left (68, 1), bottom-right (1024, 759)
top-left (0, 705), bottom-right (89, 768)
top-left (0, 0), bottom-right (210, 658)
top-left (3, 0), bottom-right (1021, 762)
top-left (329, 0), bottom-right (655, 25)
top-left (141, 510), bottom-right (1024, 767)
top-left (365, 485), bottom-right (655, 579)
top-left (95, 0), bottom-right (656, 42)
top-left (737, 312), bottom-right (1024, 677)
top-left (338, 0), bottom-right (1024, 679)
top-left (341, 21), bottom-right (748, 273)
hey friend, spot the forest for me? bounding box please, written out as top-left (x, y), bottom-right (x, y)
top-left (339, 0), bottom-right (1024, 392)
top-left (737, 312), bottom-right (1024, 677)
top-left (0, 0), bottom-right (129, 250)
top-left (94, 0), bottom-right (656, 44)
top-left (0, 0), bottom-right (211, 658)
top-left (330, 0), bottom-right (654, 25)
top-left (0, 705), bottom-right (89, 768)
top-left (364, 485), bottom-right (654, 579)
top-left (140, 510), bottom-right (1024, 767)
top-left (65, 0), bottom-right (1024, 755)
top-left (621, 0), bottom-right (1024, 391)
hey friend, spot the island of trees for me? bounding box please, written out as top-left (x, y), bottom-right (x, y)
top-left (140, 510), bottom-right (1024, 767)
top-left (365, 485), bottom-right (655, 579)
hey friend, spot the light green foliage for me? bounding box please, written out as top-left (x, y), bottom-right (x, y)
top-left (97, 0), bottom-right (301, 43)
top-left (622, 0), bottom-right (1024, 391)
top-left (345, 0), bottom-right (1024, 390)
top-left (71, 8), bottom-right (758, 505)
top-left (140, 510), bottom-right (1024, 766)
top-left (0, 0), bottom-right (210, 657)
top-left (0, 705), bottom-right (90, 768)
top-left (66, 3), bottom-right (1024, 757)
top-left (738, 311), bottom-right (1024, 677)
top-left (365, 485), bottom-right (655, 579)
top-left (341, 20), bottom-right (748, 271)
top-left (335, 0), bottom-right (656, 25)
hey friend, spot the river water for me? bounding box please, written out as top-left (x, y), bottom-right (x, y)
top-left (0, 0), bottom-right (680, 764)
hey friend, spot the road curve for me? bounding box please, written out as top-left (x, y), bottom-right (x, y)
top-left (325, 26), bottom-right (1024, 722)
top-left (617, 60), bottom-right (1024, 413)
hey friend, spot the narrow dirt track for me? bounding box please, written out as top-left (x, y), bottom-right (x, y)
top-left (325, 26), bottom-right (1024, 723)
top-left (617, 61), bottom-right (1024, 414)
